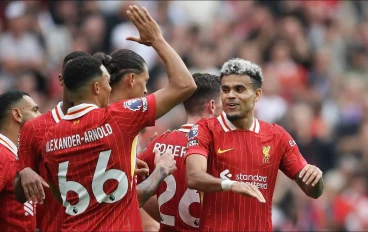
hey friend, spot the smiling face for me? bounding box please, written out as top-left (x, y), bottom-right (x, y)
top-left (221, 74), bottom-right (262, 121)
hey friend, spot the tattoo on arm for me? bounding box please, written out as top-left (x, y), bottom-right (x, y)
top-left (137, 166), bottom-right (167, 207)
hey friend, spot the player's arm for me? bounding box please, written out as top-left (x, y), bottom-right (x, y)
top-left (141, 195), bottom-right (160, 222)
top-left (136, 149), bottom-right (176, 207)
top-left (15, 122), bottom-right (49, 203)
top-left (278, 125), bottom-right (324, 199)
top-left (126, 5), bottom-right (196, 119)
top-left (185, 155), bottom-right (265, 202)
top-left (294, 165), bottom-right (324, 199)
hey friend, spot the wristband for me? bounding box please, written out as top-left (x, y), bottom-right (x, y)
top-left (221, 180), bottom-right (236, 191)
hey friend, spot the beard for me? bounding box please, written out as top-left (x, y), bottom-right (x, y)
top-left (226, 113), bottom-right (241, 121)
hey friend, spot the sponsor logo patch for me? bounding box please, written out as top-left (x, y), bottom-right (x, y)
top-left (142, 97), bottom-right (148, 112)
top-left (124, 98), bottom-right (142, 111)
top-left (188, 125), bottom-right (199, 140)
top-left (187, 139), bottom-right (198, 147)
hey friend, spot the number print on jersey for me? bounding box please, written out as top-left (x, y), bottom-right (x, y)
top-left (158, 175), bottom-right (176, 226)
top-left (158, 175), bottom-right (200, 228)
top-left (58, 150), bottom-right (129, 216)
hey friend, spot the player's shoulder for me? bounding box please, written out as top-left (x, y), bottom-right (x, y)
top-left (108, 94), bottom-right (153, 112)
top-left (258, 120), bottom-right (287, 136)
top-left (22, 111), bottom-right (54, 131)
top-left (0, 146), bottom-right (15, 163)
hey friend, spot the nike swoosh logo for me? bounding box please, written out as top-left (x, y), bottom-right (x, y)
top-left (218, 148), bottom-right (234, 154)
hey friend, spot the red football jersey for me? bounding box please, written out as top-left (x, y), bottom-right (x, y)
top-left (138, 124), bottom-right (201, 232)
top-left (43, 95), bottom-right (156, 231)
top-left (0, 133), bottom-right (36, 231)
top-left (185, 112), bottom-right (308, 231)
top-left (18, 102), bottom-right (65, 231)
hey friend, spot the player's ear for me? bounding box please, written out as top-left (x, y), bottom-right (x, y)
top-left (11, 108), bottom-right (23, 124)
top-left (254, 88), bottom-right (262, 102)
top-left (93, 81), bottom-right (100, 95)
top-left (125, 73), bottom-right (135, 87)
top-left (209, 100), bottom-right (215, 116)
top-left (58, 74), bottom-right (64, 86)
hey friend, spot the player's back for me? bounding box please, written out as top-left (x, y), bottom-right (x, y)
top-left (139, 124), bottom-right (201, 232)
top-left (18, 105), bottom-right (65, 231)
top-left (44, 97), bottom-right (156, 231)
top-left (186, 112), bottom-right (307, 231)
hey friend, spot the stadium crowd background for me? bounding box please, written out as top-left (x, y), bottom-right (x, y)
top-left (0, 0), bottom-right (368, 231)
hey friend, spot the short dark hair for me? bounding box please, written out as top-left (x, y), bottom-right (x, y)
top-left (220, 58), bottom-right (263, 89)
top-left (63, 56), bottom-right (103, 92)
top-left (62, 51), bottom-right (91, 74)
top-left (0, 90), bottom-right (30, 128)
top-left (93, 49), bottom-right (146, 86)
top-left (183, 73), bottom-right (221, 115)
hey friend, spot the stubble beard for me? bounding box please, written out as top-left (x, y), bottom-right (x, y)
top-left (226, 113), bottom-right (241, 121)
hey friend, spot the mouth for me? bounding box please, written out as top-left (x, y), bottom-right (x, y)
top-left (226, 102), bottom-right (239, 109)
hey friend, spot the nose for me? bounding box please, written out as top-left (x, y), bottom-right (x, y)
top-left (227, 89), bottom-right (236, 99)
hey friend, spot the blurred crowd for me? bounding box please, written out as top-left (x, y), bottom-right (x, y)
top-left (1, 1), bottom-right (368, 231)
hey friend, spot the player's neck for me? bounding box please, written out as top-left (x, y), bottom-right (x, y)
top-left (230, 113), bottom-right (254, 130)
top-left (187, 115), bottom-right (203, 125)
top-left (0, 123), bottom-right (20, 146)
top-left (73, 98), bottom-right (101, 108)
top-left (109, 89), bottom-right (130, 104)
top-left (61, 99), bottom-right (72, 115)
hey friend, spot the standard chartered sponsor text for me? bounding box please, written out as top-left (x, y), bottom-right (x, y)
top-left (236, 173), bottom-right (268, 189)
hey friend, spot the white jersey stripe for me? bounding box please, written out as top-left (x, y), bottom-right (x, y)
top-left (51, 102), bottom-right (65, 123)
top-left (216, 112), bottom-right (259, 134)
top-left (64, 103), bottom-right (99, 120)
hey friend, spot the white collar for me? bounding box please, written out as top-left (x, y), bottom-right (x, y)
top-left (0, 133), bottom-right (18, 158)
top-left (51, 102), bottom-right (65, 123)
top-left (177, 124), bottom-right (194, 133)
top-left (217, 112), bottom-right (260, 133)
top-left (63, 103), bottom-right (99, 120)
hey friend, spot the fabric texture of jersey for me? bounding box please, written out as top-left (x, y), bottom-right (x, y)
top-left (17, 102), bottom-right (65, 231)
top-left (138, 124), bottom-right (201, 232)
top-left (0, 133), bottom-right (36, 231)
top-left (43, 95), bottom-right (156, 231)
top-left (185, 112), bottom-right (307, 231)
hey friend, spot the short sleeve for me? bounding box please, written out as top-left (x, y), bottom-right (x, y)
top-left (109, 94), bottom-right (156, 137)
top-left (0, 157), bottom-right (15, 192)
top-left (278, 125), bottom-right (307, 179)
top-left (185, 120), bottom-right (212, 161)
top-left (17, 121), bottom-right (39, 172)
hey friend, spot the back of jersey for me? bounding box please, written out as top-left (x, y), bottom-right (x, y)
top-left (139, 124), bottom-right (201, 232)
top-left (44, 96), bottom-right (156, 231)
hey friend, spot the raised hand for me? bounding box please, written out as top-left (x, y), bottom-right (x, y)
top-left (126, 5), bottom-right (164, 46)
top-left (231, 182), bottom-right (266, 203)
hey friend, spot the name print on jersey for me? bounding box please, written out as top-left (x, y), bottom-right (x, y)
top-left (153, 142), bottom-right (187, 157)
top-left (45, 124), bottom-right (113, 152)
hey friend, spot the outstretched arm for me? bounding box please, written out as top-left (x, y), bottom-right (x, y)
top-left (136, 149), bottom-right (176, 207)
top-left (126, 5), bottom-right (196, 119)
